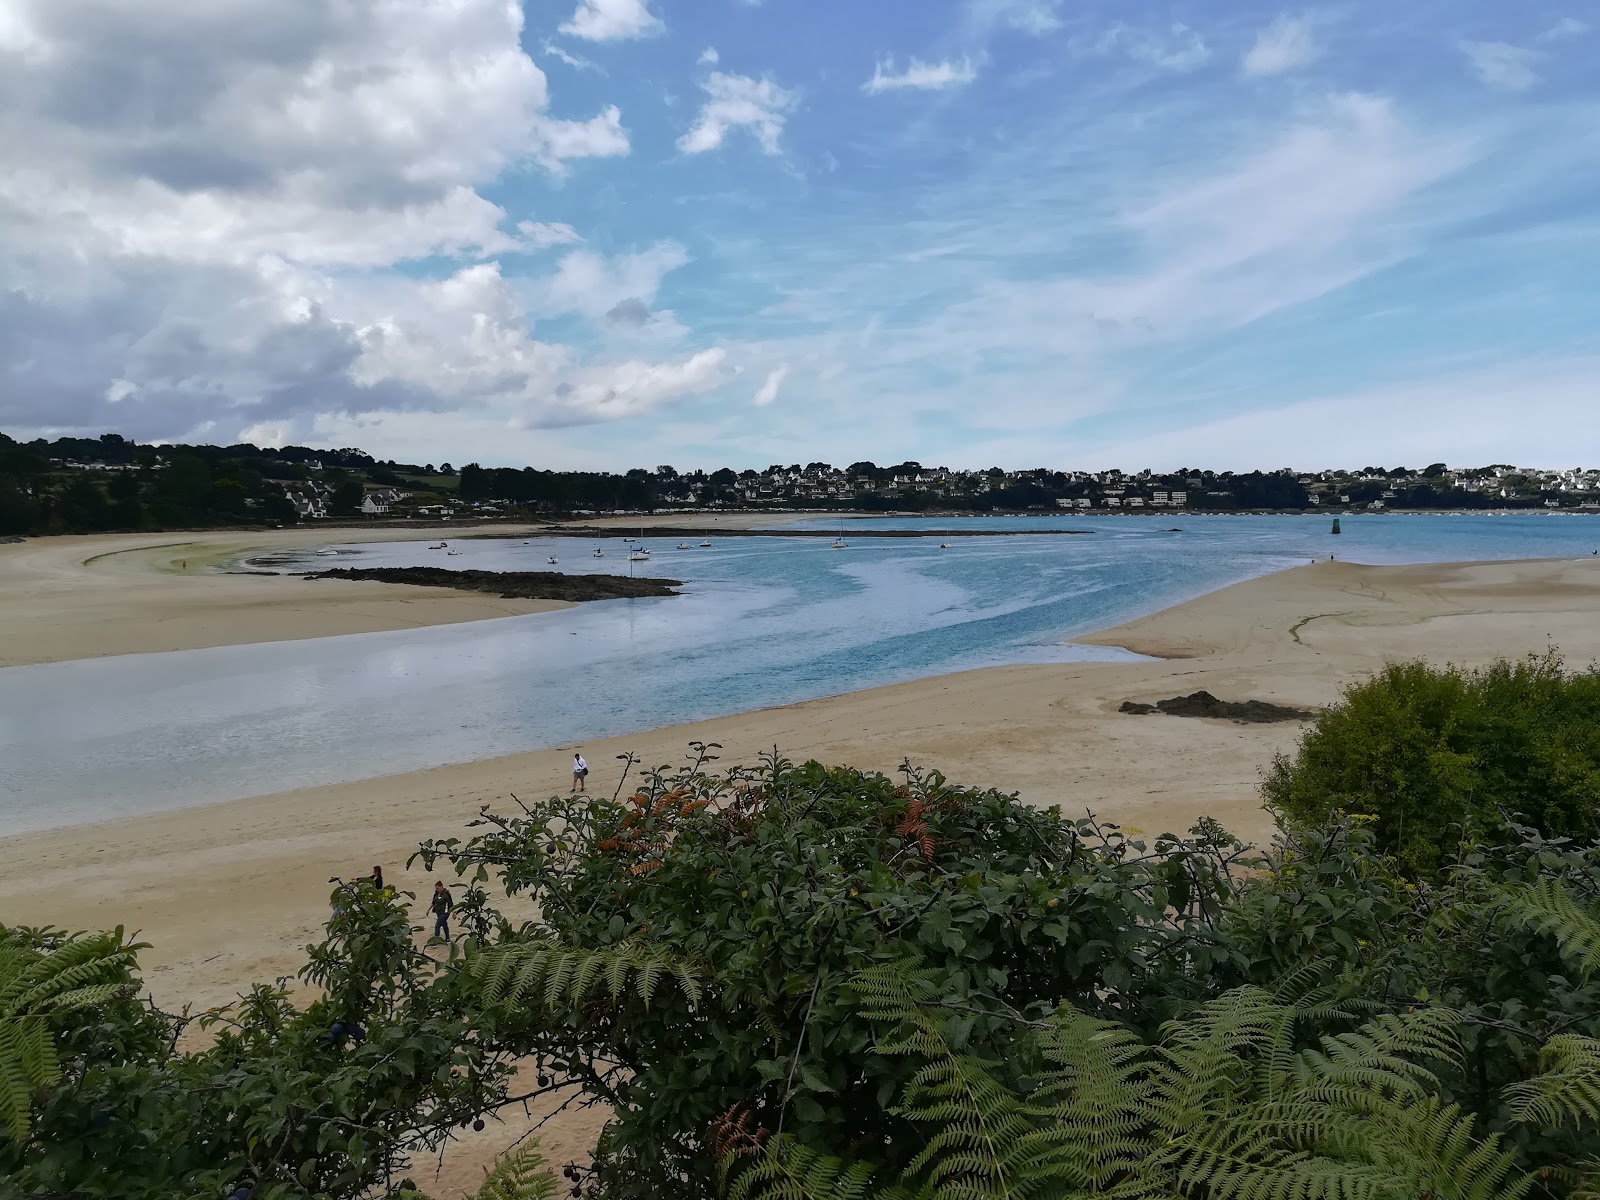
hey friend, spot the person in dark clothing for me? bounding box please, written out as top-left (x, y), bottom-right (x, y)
top-left (430, 881), bottom-right (454, 941)
top-left (370, 865), bottom-right (385, 892)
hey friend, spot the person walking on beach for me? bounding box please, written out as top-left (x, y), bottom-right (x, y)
top-left (369, 866), bottom-right (387, 898)
top-left (572, 752), bottom-right (588, 793)
top-left (429, 882), bottom-right (454, 942)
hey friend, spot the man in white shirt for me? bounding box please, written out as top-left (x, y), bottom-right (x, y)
top-left (572, 752), bottom-right (588, 793)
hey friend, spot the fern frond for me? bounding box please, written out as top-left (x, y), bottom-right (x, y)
top-left (1497, 878), bottom-right (1600, 977)
top-left (725, 1136), bottom-right (877, 1200)
top-left (1029, 1006), bottom-right (1155, 1186)
top-left (1504, 1034), bottom-right (1600, 1129)
top-left (466, 938), bottom-right (700, 1014)
top-left (1292, 1008), bottom-right (1458, 1104)
top-left (0, 928), bottom-right (140, 1140)
top-left (471, 1140), bottom-right (559, 1200)
top-left (1368, 1098), bottom-right (1530, 1200)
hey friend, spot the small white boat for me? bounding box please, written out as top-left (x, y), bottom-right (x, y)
top-left (315, 549), bottom-right (337, 557)
top-left (830, 538), bottom-right (847, 549)
top-left (446, 549), bottom-right (462, 556)
top-left (628, 550), bottom-right (650, 562)
top-left (676, 542), bottom-right (690, 550)
top-left (938, 542), bottom-right (952, 549)
top-left (547, 556), bottom-right (558, 565)
top-left (593, 548), bottom-right (604, 558)
top-left (699, 540), bottom-right (712, 548)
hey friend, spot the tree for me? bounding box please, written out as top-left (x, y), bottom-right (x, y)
top-left (326, 470), bottom-right (366, 517)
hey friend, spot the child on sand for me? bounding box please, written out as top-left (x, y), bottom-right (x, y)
top-left (572, 752), bottom-right (588, 793)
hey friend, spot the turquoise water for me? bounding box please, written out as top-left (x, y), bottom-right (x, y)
top-left (2, 513), bottom-right (1597, 833)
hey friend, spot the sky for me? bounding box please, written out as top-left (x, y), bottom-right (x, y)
top-left (1, 0), bottom-right (1596, 472)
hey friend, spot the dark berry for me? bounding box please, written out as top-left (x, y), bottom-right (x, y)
top-left (473, 1118), bottom-right (485, 1132)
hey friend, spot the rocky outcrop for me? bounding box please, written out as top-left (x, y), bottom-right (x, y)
top-left (305, 566), bottom-right (680, 601)
top-left (1119, 691), bottom-right (1313, 724)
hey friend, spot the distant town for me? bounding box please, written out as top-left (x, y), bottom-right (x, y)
top-left (3, 430), bottom-right (1597, 536)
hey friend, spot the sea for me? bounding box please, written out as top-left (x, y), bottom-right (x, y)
top-left (2, 512), bottom-right (1597, 834)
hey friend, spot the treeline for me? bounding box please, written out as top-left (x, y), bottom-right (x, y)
top-left (4, 428), bottom-right (1585, 537)
top-left (0, 432), bottom-right (458, 536)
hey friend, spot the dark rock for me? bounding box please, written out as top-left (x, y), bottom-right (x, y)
top-left (1121, 690), bottom-right (1313, 724)
top-left (306, 566), bottom-right (680, 602)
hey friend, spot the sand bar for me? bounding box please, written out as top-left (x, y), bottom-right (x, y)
top-left (0, 514), bottom-right (805, 668)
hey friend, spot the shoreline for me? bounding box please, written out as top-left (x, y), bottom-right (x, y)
top-left (3, 553), bottom-right (1596, 1194)
top-left (5, 554), bottom-right (1596, 901)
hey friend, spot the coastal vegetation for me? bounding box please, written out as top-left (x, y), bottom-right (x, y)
top-left (1265, 653), bottom-right (1600, 875)
top-left (8, 696), bottom-right (1600, 1198)
top-left (5, 428), bottom-right (1595, 537)
top-left (304, 566), bottom-right (682, 602)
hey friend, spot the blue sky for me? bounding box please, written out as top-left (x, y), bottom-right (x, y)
top-left (1, 0), bottom-right (1596, 469)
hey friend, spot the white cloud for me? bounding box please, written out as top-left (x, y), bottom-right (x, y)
top-left (1539, 17), bottom-right (1589, 41)
top-left (1460, 40), bottom-right (1541, 90)
top-left (534, 105), bottom-right (630, 170)
top-left (557, 348), bottom-right (730, 421)
top-left (544, 41), bottom-right (601, 72)
top-left (752, 364), bottom-right (789, 406)
top-left (515, 221), bottom-right (583, 249)
top-left (239, 421), bottom-right (292, 449)
top-left (966, 0), bottom-right (1063, 36)
top-left (1097, 23), bottom-right (1211, 72)
top-left (863, 57), bottom-right (979, 95)
top-left (698, 46), bottom-right (719, 66)
top-left (560, 0), bottom-right (663, 42)
top-left (528, 243), bottom-right (691, 320)
top-left (1242, 15), bottom-right (1321, 76)
top-left (1085, 357), bottom-right (1600, 470)
top-left (0, 0), bottom-right (714, 444)
top-left (678, 72), bottom-right (799, 155)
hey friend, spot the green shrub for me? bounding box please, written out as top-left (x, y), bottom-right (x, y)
top-left (420, 749), bottom-right (1255, 1196)
top-left (15, 751), bottom-right (1600, 1198)
top-left (1263, 654), bottom-right (1600, 874)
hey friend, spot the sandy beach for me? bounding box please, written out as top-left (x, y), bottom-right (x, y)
top-left (3, 539), bottom-right (1598, 1191)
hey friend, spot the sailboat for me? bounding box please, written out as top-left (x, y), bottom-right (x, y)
top-left (830, 521), bottom-right (847, 549)
top-left (547, 556), bottom-right (559, 565)
top-left (593, 547), bottom-right (605, 558)
top-left (676, 542), bottom-right (691, 550)
top-left (628, 522), bottom-right (650, 561)
top-left (699, 539), bottom-right (712, 548)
